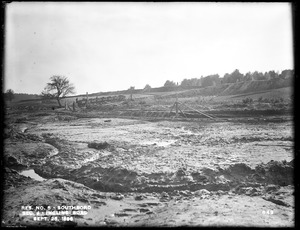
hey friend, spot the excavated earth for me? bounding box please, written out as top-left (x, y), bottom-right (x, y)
top-left (2, 110), bottom-right (294, 227)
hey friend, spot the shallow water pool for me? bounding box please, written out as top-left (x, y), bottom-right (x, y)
top-left (19, 169), bottom-right (46, 181)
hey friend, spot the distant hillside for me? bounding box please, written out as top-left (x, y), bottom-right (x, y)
top-left (219, 78), bottom-right (292, 96)
top-left (155, 77), bottom-right (293, 99)
top-left (7, 75), bottom-right (293, 104)
top-left (88, 75), bottom-right (293, 98)
top-left (9, 93), bottom-right (42, 102)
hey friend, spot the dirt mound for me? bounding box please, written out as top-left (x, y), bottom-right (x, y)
top-left (135, 161), bottom-right (293, 193)
top-left (4, 155), bottom-right (26, 168)
top-left (42, 134), bottom-right (69, 151)
top-left (220, 161), bottom-right (293, 187)
top-left (60, 166), bottom-right (141, 192)
top-left (31, 159), bottom-right (294, 195)
top-left (4, 125), bottom-right (43, 142)
top-left (226, 163), bottom-right (254, 176)
top-left (88, 142), bottom-right (109, 150)
top-left (262, 160), bottom-right (293, 186)
top-left (4, 141), bottom-right (59, 169)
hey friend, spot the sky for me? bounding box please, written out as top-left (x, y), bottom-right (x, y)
top-left (4, 2), bottom-right (293, 95)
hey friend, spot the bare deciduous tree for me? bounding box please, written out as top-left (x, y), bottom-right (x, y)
top-left (41, 75), bottom-right (75, 107)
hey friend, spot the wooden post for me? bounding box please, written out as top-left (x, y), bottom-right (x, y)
top-left (178, 106), bottom-right (187, 118)
top-left (169, 103), bottom-right (175, 116)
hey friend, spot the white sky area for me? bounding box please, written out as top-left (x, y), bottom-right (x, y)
top-left (4, 2), bottom-right (293, 95)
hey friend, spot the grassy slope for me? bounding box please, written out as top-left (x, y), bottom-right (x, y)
top-left (219, 78), bottom-right (291, 96)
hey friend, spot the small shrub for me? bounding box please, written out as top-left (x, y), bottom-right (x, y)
top-left (270, 98), bottom-right (280, 105)
top-left (242, 98), bottom-right (253, 104)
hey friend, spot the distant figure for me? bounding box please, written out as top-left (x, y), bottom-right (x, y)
top-left (73, 102), bottom-right (76, 111)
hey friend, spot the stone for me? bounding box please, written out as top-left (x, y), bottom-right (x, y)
top-left (135, 195), bottom-right (145, 201)
top-left (194, 189), bottom-right (211, 196)
top-left (139, 208), bottom-right (151, 213)
top-left (110, 194), bottom-right (124, 200)
top-left (161, 192), bottom-right (169, 198)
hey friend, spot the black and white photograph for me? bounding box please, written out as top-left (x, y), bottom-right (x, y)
top-left (2, 2), bottom-right (294, 227)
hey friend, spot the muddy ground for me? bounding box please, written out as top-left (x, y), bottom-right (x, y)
top-left (2, 109), bottom-right (294, 227)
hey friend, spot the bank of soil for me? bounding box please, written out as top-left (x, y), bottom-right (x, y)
top-left (2, 111), bottom-right (294, 227)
